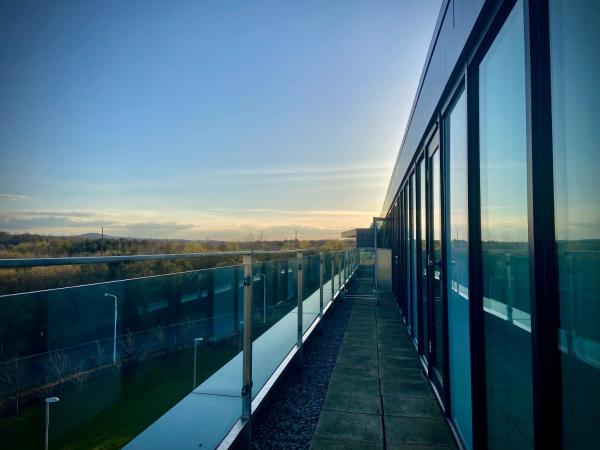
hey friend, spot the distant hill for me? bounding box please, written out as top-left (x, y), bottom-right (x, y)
top-left (77, 232), bottom-right (117, 240)
top-left (0, 230), bottom-right (352, 259)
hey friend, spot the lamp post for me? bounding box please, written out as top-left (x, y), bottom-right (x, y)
top-left (256, 273), bottom-right (266, 324)
top-left (193, 337), bottom-right (204, 389)
top-left (104, 293), bottom-right (118, 364)
top-left (44, 397), bottom-right (60, 450)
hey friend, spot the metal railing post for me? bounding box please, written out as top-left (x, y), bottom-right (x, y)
top-left (241, 254), bottom-right (253, 426)
top-left (296, 252), bottom-right (303, 361)
top-left (331, 254), bottom-right (335, 301)
top-left (319, 251), bottom-right (324, 320)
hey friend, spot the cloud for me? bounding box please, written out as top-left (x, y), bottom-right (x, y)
top-left (0, 211), bottom-right (111, 230)
top-left (205, 208), bottom-right (376, 217)
top-left (0, 194), bottom-right (29, 201)
top-left (0, 206), bottom-right (374, 240)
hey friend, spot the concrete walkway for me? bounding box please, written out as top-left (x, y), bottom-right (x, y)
top-left (310, 267), bottom-right (456, 450)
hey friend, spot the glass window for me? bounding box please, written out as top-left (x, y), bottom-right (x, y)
top-left (419, 158), bottom-right (428, 357)
top-left (550, 1), bottom-right (600, 448)
top-left (411, 173), bottom-right (419, 341)
top-left (479, 1), bottom-right (533, 448)
top-left (446, 91), bottom-right (472, 448)
top-left (405, 188), bottom-right (412, 329)
top-left (430, 145), bottom-right (444, 380)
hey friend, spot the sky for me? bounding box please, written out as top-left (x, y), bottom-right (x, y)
top-left (0, 0), bottom-right (441, 240)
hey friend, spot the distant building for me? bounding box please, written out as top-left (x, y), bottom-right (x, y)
top-left (341, 228), bottom-right (373, 248)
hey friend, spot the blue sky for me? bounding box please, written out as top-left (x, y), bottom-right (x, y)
top-left (0, 0), bottom-right (441, 240)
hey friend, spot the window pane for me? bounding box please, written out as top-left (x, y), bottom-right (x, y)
top-left (446, 91), bottom-right (472, 448)
top-left (550, 1), bottom-right (600, 448)
top-left (431, 149), bottom-right (444, 377)
top-left (479, 1), bottom-right (533, 448)
top-left (411, 173), bottom-right (419, 340)
top-left (405, 188), bottom-right (412, 329)
top-left (420, 159), bottom-right (428, 354)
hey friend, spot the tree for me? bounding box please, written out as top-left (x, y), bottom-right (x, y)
top-left (0, 357), bottom-right (24, 416)
top-left (47, 350), bottom-right (71, 383)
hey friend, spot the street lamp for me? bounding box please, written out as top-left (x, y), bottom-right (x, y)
top-left (193, 337), bottom-right (204, 389)
top-left (104, 293), bottom-right (118, 364)
top-left (256, 273), bottom-right (266, 323)
top-left (44, 397), bottom-right (60, 450)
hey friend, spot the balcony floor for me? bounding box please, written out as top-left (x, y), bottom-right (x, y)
top-left (310, 270), bottom-right (457, 450)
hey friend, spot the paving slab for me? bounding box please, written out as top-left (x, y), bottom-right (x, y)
top-left (379, 366), bottom-right (425, 381)
top-left (310, 436), bottom-right (384, 450)
top-left (323, 384), bottom-right (382, 415)
top-left (313, 410), bottom-right (383, 443)
top-left (339, 341), bottom-right (378, 355)
top-left (382, 394), bottom-right (442, 418)
top-left (384, 416), bottom-right (456, 447)
top-left (379, 354), bottom-right (422, 371)
top-left (336, 350), bottom-right (377, 367)
top-left (380, 378), bottom-right (433, 399)
top-left (330, 363), bottom-right (379, 382)
top-left (386, 444), bottom-right (455, 450)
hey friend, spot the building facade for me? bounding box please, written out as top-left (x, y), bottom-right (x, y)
top-left (379, 0), bottom-right (599, 449)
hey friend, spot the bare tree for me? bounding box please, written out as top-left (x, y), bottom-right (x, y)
top-left (72, 362), bottom-right (89, 392)
top-left (120, 328), bottom-right (135, 357)
top-left (0, 357), bottom-right (24, 416)
top-left (47, 350), bottom-right (71, 383)
top-left (95, 340), bottom-right (105, 364)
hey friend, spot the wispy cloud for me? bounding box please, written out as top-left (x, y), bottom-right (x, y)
top-left (0, 193), bottom-right (29, 201)
top-left (0, 206), bottom-right (374, 240)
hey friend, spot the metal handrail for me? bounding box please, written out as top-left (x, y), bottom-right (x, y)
top-left (0, 248), bottom-right (340, 268)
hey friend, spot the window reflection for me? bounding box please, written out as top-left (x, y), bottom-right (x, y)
top-left (478, 1), bottom-right (533, 448)
top-left (431, 147), bottom-right (444, 380)
top-left (446, 91), bottom-right (472, 448)
top-left (419, 159), bottom-right (428, 356)
top-left (550, 1), bottom-right (600, 448)
top-left (411, 173), bottom-right (418, 341)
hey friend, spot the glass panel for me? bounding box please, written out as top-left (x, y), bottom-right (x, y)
top-left (0, 266), bottom-right (243, 449)
top-left (303, 255), bottom-right (321, 332)
top-left (446, 91), bottom-right (472, 448)
top-left (252, 257), bottom-right (297, 397)
top-left (323, 253), bottom-right (333, 306)
top-left (550, 1), bottom-right (600, 448)
top-left (405, 188), bottom-right (412, 331)
top-left (420, 159), bottom-right (428, 357)
top-left (431, 147), bottom-right (444, 380)
top-left (411, 174), bottom-right (419, 341)
top-left (333, 253), bottom-right (340, 294)
top-left (479, 1), bottom-right (532, 448)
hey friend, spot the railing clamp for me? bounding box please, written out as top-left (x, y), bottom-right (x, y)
top-left (243, 276), bottom-right (252, 286)
top-left (241, 382), bottom-right (253, 396)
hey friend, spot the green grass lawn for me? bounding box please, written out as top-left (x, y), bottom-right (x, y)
top-left (0, 343), bottom-right (238, 450)
top-left (0, 306), bottom-right (297, 450)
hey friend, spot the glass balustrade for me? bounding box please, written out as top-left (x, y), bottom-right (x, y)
top-left (0, 249), bottom-right (362, 450)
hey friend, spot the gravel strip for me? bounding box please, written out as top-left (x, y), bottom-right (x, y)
top-left (251, 296), bottom-right (353, 450)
